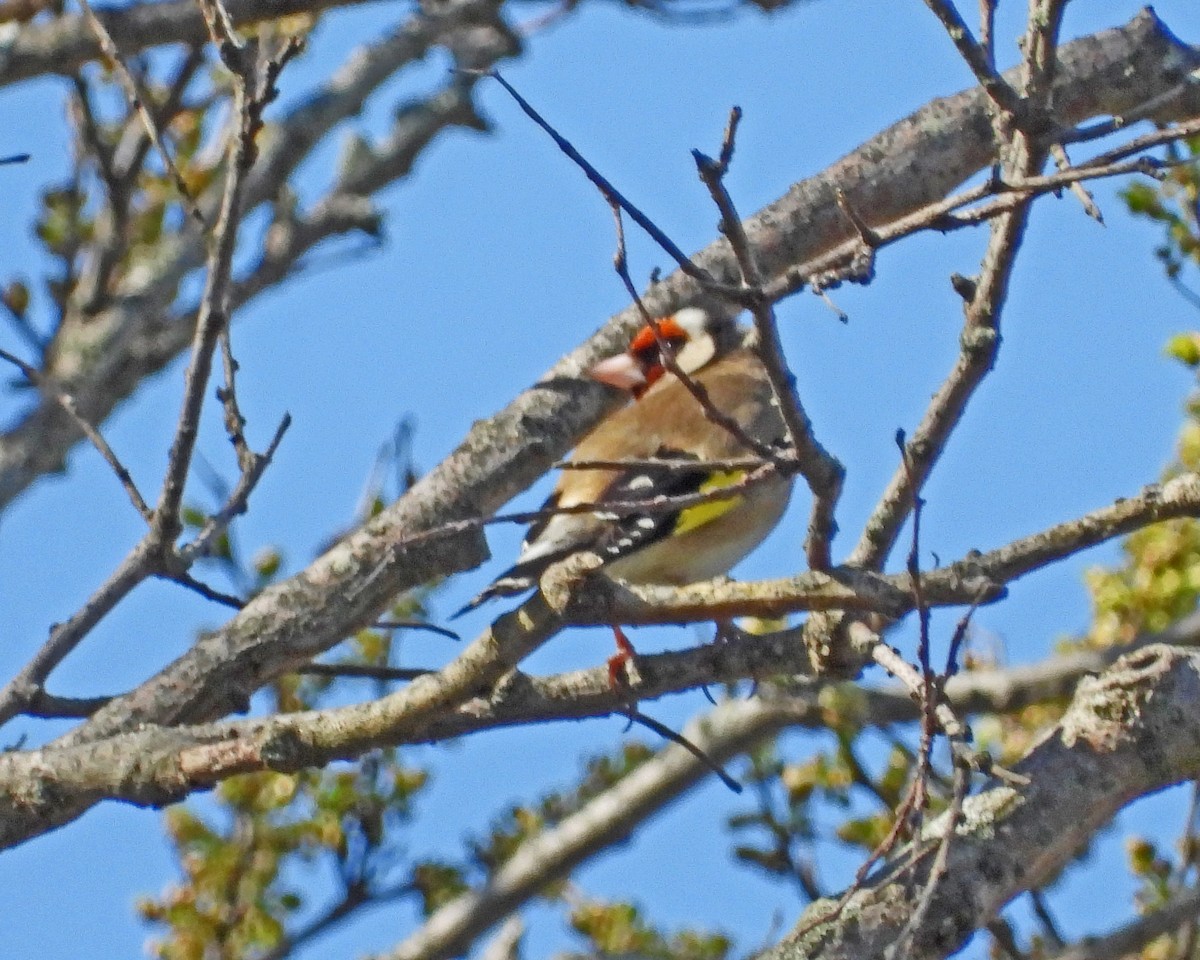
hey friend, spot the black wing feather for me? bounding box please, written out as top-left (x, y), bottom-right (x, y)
top-left (451, 447), bottom-right (710, 618)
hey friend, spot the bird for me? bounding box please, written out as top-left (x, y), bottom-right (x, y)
top-left (452, 307), bottom-right (793, 628)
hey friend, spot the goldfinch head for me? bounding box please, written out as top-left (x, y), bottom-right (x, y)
top-left (588, 308), bottom-right (738, 399)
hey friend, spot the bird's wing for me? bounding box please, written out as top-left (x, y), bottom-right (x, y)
top-left (452, 348), bottom-right (787, 615)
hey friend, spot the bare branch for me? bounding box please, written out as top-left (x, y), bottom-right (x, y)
top-left (3, 469), bottom-right (1199, 846)
top-left (849, 0), bottom-right (1063, 571)
top-left (6, 7), bottom-right (1186, 777)
top-left (151, 33), bottom-right (271, 543)
top-left (381, 697), bottom-right (780, 960)
top-left (75, 0), bottom-right (203, 222)
top-left (0, 347), bottom-right (151, 521)
top-left (0, 0), bottom-right (371, 87)
top-left (763, 646), bottom-right (1200, 960)
top-left (0, 34), bottom-right (298, 730)
top-left (177, 412), bottom-right (291, 564)
top-left (294, 663), bottom-right (432, 681)
top-left (922, 0), bottom-right (1021, 118)
top-left (1049, 888), bottom-right (1200, 960)
top-left (692, 124), bottom-right (844, 570)
top-left (562, 473), bottom-right (1200, 628)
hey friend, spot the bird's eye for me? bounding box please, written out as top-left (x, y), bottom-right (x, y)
top-left (631, 333), bottom-right (686, 365)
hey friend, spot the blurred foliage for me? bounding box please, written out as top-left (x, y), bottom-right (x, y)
top-left (138, 585), bottom-right (440, 960)
top-left (1123, 134), bottom-right (1200, 284)
top-left (569, 897), bottom-right (731, 960)
top-left (141, 422), bottom-right (456, 957)
top-left (470, 742), bottom-right (654, 879)
top-left (143, 418), bottom-right (705, 956)
top-left (139, 759), bottom-right (429, 960)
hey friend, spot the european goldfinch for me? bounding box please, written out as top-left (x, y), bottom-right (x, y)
top-left (454, 308), bottom-right (793, 619)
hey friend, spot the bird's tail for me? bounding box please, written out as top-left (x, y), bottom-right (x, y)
top-left (448, 572), bottom-right (537, 620)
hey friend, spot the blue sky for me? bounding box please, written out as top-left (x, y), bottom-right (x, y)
top-left (2, 0), bottom-right (1200, 956)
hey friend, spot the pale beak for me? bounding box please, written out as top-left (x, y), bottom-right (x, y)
top-left (587, 353), bottom-right (647, 391)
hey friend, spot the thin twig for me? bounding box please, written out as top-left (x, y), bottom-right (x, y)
top-left (850, 129), bottom-right (1050, 570)
top-left (113, 45), bottom-right (206, 185)
top-left (760, 130), bottom-right (1195, 308)
top-left (885, 433), bottom-right (971, 959)
top-left (891, 753), bottom-right (971, 959)
top-left (156, 36), bottom-right (296, 546)
top-left (1020, 0), bottom-right (1069, 108)
top-left (1030, 890), bottom-right (1067, 950)
top-left (693, 116), bottom-right (844, 569)
top-left (25, 690), bottom-right (113, 719)
top-left (482, 69), bottom-right (745, 301)
top-left (391, 461), bottom-right (782, 554)
top-left (0, 538), bottom-right (159, 728)
top-left (922, 0), bottom-right (1022, 118)
top-left (791, 765), bottom-right (930, 942)
top-left (178, 413), bottom-right (291, 563)
top-left (71, 47), bottom-right (207, 315)
top-left (375, 619), bottom-right (460, 640)
top-left (899, 428), bottom-right (936, 829)
top-left (608, 205), bottom-right (784, 463)
top-left (161, 570), bottom-right (245, 609)
top-left (295, 663), bottom-right (433, 681)
top-left (0, 348), bottom-right (151, 521)
top-left (556, 454), bottom-right (770, 473)
top-left (871, 641), bottom-right (1025, 786)
top-left (630, 710), bottom-right (741, 793)
top-left (0, 30), bottom-right (297, 731)
top-left (1049, 143), bottom-right (1103, 222)
top-left (256, 881), bottom-right (417, 960)
top-left (75, 0), bottom-right (203, 223)
top-left (978, 0), bottom-right (996, 70)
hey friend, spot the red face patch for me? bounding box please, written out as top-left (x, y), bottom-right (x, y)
top-left (631, 365), bottom-right (665, 400)
top-left (627, 317), bottom-right (690, 399)
top-left (628, 317), bottom-right (688, 358)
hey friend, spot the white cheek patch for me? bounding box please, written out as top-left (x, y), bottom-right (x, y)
top-left (673, 336), bottom-right (716, 376)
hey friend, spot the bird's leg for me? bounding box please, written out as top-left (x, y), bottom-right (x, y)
top-left (607, 625), bottom-right (638, 688)
top-left (713, 618), bottom-right (744, 644)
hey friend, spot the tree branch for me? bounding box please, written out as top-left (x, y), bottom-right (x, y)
top-left (3, 470), bottom-right (1200, 848)
top-left (0, 0), bottom-right (377, 87)
top-left (764, 645), bottom-right (1200, 960)
top-left (11, 12), bottom-right (1186, 761)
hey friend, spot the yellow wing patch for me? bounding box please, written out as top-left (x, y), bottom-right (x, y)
top-left (671, 470), bottom-right (747, 536)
